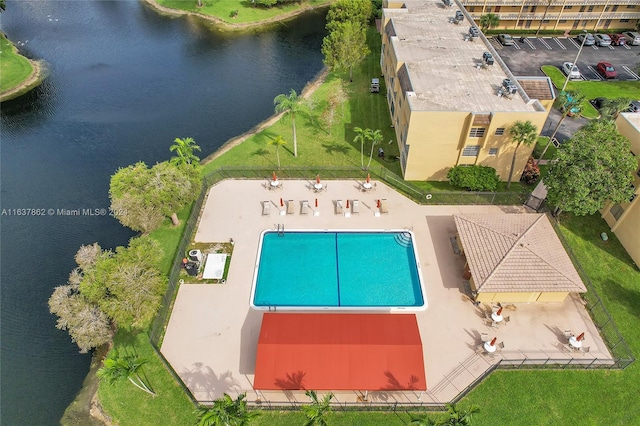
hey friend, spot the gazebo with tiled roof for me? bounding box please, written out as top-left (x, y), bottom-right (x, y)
top-left (453, 213), bottom-right (587, 303)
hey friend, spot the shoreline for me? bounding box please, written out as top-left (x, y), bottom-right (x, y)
top-left (201, 67), bottom-right (329, 165)
top-left (142, 0), bottom-right (330, 32)
top-left (0, 58), bottom-right (46, 103)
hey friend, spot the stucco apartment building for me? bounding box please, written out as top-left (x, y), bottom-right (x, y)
top-left (464, 0), bottom-right (640, 32)
top-left (381, 1), bottom-right (553, 181)
top-left (601, 112), bottom-right (640, 267)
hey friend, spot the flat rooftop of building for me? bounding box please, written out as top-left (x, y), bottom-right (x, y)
top-left (384, 0), bottom-right (542, 113)
top-left (620, 112), bottom-right (640, 132)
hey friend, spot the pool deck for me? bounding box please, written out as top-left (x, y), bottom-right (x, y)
top-left (160, 179), bottom-right (612, 405)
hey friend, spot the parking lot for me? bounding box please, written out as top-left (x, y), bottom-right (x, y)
top-left (493, 36), bottom-right (640, 81)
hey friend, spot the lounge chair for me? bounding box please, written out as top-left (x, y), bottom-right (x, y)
top-left (262, 201), bottom-right (270, 216)
top-left (379, 199), bottom-right (389, 214)
top-left (301, 200), bottom-right (309, 215)
top-left (352, 199), bottom-right (360, 214)
top-left (480, 332), bottom-right (489, 343)
top-left (286, 200), bottom-right (295, 215)
top-left (335, 200), bottom-right (343, 215)
top-left (497, 342), bottom-right (505, 350)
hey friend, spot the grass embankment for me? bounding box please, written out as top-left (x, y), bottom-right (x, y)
top-left (542, 65), bottom-right (640, 119)
top-left (156, 0), bottom-right (331, 25)
top-left (0, 33), bottom-right (35, 93)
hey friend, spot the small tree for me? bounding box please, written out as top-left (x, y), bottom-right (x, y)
top-left (302, 390), bottom-right (334, 426)
top-left (479, 13), bottom-right (500, 32)
top-left (97, 349), bottom-right (156, 396)
top-left (268, 135), bottom-right (287, 169)
top-left (366, 129), bottom-right (383, 169)
top-left (545, 120), bottom-right (636, 216)
top-left (507, 120), bottom-right (538, 189)
top-left (600, 97), bottom-right (632, 120)
top-left (322, 20), bottom-right (370, 82)
top-left (274, 89), bottom-right (302, 157)
top-left (441, 403), bottom-right (480, 425)
top-left (447, 165), bottom-right (500, 191)
top-left (170, 137), bottom-right (201, 166)
top-left (195, 393), bottom-right (259, 426)
top-left (520, 157), bottom-right (540, 185)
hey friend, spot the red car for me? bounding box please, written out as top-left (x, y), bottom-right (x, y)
top-left (597, 62), bottom-right (617, 79)
top-left (610, 34), bottom-right (627, 46)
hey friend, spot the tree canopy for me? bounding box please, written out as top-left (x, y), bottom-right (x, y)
top-left (110, 160), bottom-right (201, 232)
top-left (322, 20), bottom-right (370, 82)
top-left (545, 120), bottom-right (637, 216)
top-left (507, 120), bottom-right (538, 189)
top-left (326, 0), bottom-right (372, 32)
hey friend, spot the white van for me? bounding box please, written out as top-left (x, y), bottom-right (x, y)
top-left (622, 31), bottom-right (640, 45)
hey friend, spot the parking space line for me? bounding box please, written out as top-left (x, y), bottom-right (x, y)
top-left (540, 38), bottom-right (553, 50)
top-left (553, 38), bottom-right (567, 50)
top-left (512, 41), bottom-right (521, 50)
top-left (622, 66), bottom-right (640, 80)
top-left (623, 44), bottom-right (631, 50)
top-left (525, 37), bottom-right (536, 50)
top-left (607, 45), bottom-right (615, 50)
top-left (567, 37), bottom-right (581, 48)
top-left (591, 45), bottom-right (598, 50)
top-left (588, 66), bottom-right (603, 80)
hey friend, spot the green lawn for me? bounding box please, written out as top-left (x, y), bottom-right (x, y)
top-left (542, 65), bottom-right (640, 119)
top-left (0, 33), bottom-right (35, 93)
top-left (157, 0), bottom-right (331, 25)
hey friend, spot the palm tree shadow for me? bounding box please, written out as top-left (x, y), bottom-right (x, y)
top-left (181, 362), bottom-right (240, 401)
top-left (251, 148), bottom-right (270, 158)
top-left (274, 370), bottom-right (306, 390)
top-left (381, 371), bottom-right (421, 391)
top-left (321, 142), bottom-right (351, 154)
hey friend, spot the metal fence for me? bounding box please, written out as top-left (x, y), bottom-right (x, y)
top-left (146, 168), bottom-right (633, 411)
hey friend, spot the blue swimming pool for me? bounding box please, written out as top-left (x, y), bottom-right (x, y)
top-left (251, 230), bottom-right (426, 310)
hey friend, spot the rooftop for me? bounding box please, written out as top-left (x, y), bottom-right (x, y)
top-left (454, 213), bottom-right (587, 293)
top-left (383, 0), bottom-right (545, 113)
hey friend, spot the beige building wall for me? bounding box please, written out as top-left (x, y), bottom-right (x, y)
top-left (463, 0), bottom-right (640, 32)
top-left (601, 113), bottom-right (640, 267)
top-left (381, 1), bottom-right (551, 181)
top-left (474, 291), bottom-right (569, 303)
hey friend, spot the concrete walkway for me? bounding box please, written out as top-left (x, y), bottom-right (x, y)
top-left (160, 179), bottom-right (612, 406)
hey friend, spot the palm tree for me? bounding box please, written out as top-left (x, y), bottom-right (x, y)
top-left (507, 120), bottom-right (538, 189)
top-left (479, 13), bottom-right (500, 32)
top-left (195, 393), bottom-right (259, 426)
top-left (302, 390), bottom-right (334, 426)
top-left (408, 412), bottom-right (437, 425)
top-left (97, 349), bottom-right (156, 396)
top-left (538, 90), bottom-right (583, 162)
top-left (366, 129), bottom-right (383, 170)
top-left (170, 137), bottom-right (201, 166)
top-left (600, 97), bottom-right (632, 120)
top-left (353, 127), bottom-right (368, 169)
top-left (440, 403), bottom-right (480, 425)
top-left (274, 89), bottom-right (302, 158)
top-left (268, 135), bottom-right (287, 169)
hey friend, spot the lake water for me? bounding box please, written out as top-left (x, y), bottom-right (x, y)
top-left (0, 1), bottom-right (325, 423)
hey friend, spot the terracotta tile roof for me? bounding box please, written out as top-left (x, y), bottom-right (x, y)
top-left (453, 213), bottom-right (586, 294)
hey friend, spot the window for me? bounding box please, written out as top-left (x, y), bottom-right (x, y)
top-left (564, 5), bottom-right (572, 9)
top-left (620, 19), bottom-right (630, 23)
top-left (494, 128), bottom-right (505, 136)
top-left (469, 128), bottom-right (486, 137)
top-left (495, 6), bottom-right (500, 12)
top-left (587, 6), bottom-right (594, 12)
top-left (610, 204), bottom-right (624, 220)
top-left (559, 20), bottom-right (567, 23)
top-left (462, 145), bottom-right (481, 157)
top-left (488, 148), bottom-right (499, 156)
top-left (627, 5), bottom-right (637, 9)
top-left (486, 6), bottom-right (492, 12)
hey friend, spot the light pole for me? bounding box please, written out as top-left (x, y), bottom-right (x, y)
top-left (561, 30), bottom-right (588, 92)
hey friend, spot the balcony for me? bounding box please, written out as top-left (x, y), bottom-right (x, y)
top-left (463, 0), bottom-right (638, 5)
top-left (469, 12), bottom-right (640, 20)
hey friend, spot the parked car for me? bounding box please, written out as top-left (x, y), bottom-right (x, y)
top-left (594, 34), bottom-right (612, 47)
top-left (577, 33), bottom-right (596, 46)
top-left (455, 10), bottom-right (464, 22)
top-left (610, 34), bottom-right (627, 46)
top-left (497, 34), bottom-right (514, 46)
top-left (622, 31), bottom-right (640, 45)
top-left (629, 100), bottom-right (640, 113)
top-left (597, 62), bottom-right (617, 79)
top-left (561, 62), bottom-right (581, 79)
top-left (469, 26), bottom-right (480, 38)
top-left (370, 78), bottom-right (380, 93)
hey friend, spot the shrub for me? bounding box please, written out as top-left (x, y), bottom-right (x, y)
top-left (447, 165), bottom-right (499, 191)
top-left (520, 157), bottom-right (540, 185)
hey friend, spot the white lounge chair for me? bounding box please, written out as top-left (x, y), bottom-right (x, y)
top-left (379, 198), bottom-right (389, 214)
top-left (352, 199), bottom-right (360, 214)
top-left (335, 200), bottom-right (343, 215)
top-left (301, 200), bottom-right (309, 215)
top-left (286, 200), bottom-right (295, 215)
top-left (262, 201), bottom-right (270, 216)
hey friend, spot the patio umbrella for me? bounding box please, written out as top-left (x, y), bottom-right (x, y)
top-left (496, 307), bottom-right (503, 316)
top-left (577, 332), bottom-right (585, 341)
top-left (315, 198), bottom-right (318, 207)
top-left (490, 337), bottom-right (497, 346)
top-left (316, 174), bottom-right (321, 184)
top-left (272, 171), bottom-right (277, 182)
top-left (366, 173), bottom-right (371, 183)
top-left (280, 198), bottom-right (284, 207)
top-left (376, 199), bottom-right (381, 208)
